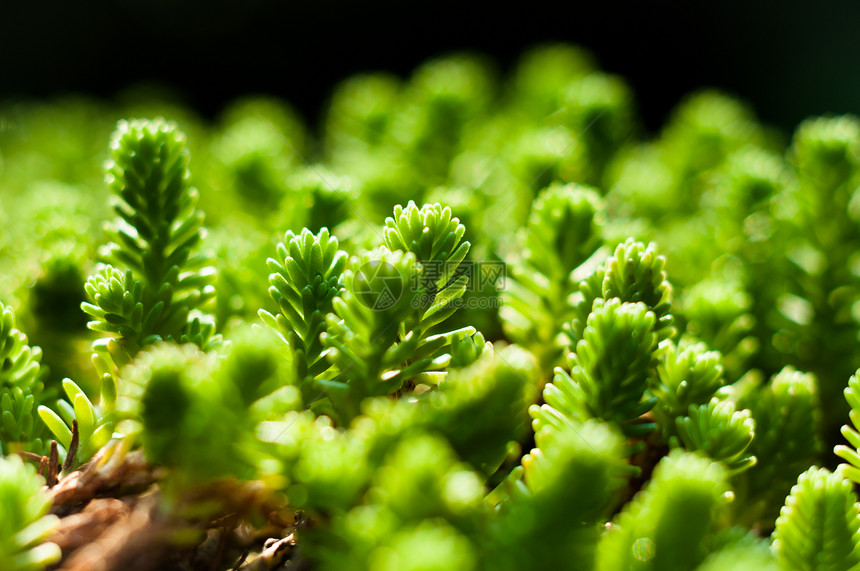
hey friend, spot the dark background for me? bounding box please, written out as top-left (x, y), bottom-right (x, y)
top-left (2, 0), bottom-right (858, 135)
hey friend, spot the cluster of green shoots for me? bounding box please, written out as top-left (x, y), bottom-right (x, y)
top-left (3, 44), bottom-right (860, 570)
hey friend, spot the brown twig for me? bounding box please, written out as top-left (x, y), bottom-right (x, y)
top-left (17, 450), bottom-right (44, 463)
top-left (63, 420), bottom-right (80, 472)
top-left (16, 448), bottom-right (57, 487)
top-left (47, 440), bottom-right (60, 487)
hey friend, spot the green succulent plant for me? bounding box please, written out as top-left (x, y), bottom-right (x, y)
top-left (651, 340), bottom-right (725, 434)
top-left (36, 118), bottom-right (221, 469)
top-left (500, 182), bottom-right (604, 375)
top-left (597, 449), bottom-right (731, 571)
top-left (260, 227), bottom-right (347, 402)
top-left (318, 202), bottom-right (475, 423)
top-left (5, 41), bottom-right (860, 571)
top-left (0, 302), bottom-right (46, 456)
top-left (772, 467), bottom-right (860, 571)
top-left (533, 298), bottom-right (660, 438)
top-left (0, 455), bottom-right (61, 570)
top-left (731, 367), bottom-right (822, 529)
top-left (674, 397), bottom-right (756, 476)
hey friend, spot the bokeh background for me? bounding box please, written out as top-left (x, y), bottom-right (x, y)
top-left (3, 0), bottom-right (858, 134)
